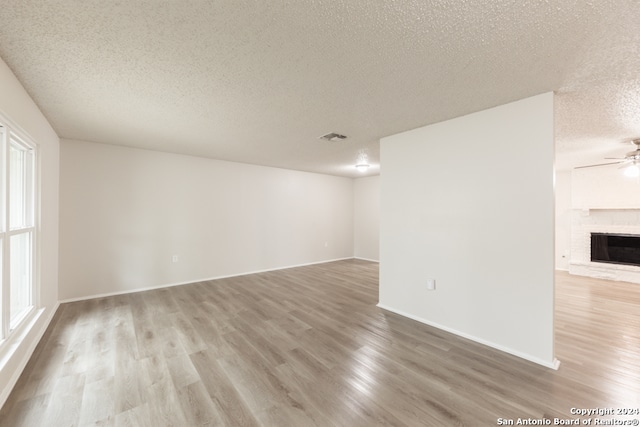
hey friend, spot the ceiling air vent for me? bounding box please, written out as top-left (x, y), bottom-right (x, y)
top-left (318, 132), bottom-right (347, 142)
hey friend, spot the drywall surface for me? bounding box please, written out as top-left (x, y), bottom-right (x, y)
top-left (59, 140), bottom-right (354, 300)
top-left (354, 175), bottom-right (380, 261)
top-left (379, 93), bottom-right (555, 367)
top-left (0, 56), bottom-right (60, 406)
top-left (555, 170), bottom-right (571, 271)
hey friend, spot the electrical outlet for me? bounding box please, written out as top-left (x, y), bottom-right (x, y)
top-left (172, 255), bottom-right (179, 263)
top-left (426, 278), bottom-right (436, 291)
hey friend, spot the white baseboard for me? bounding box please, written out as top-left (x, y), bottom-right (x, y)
top-left (376, 303), bottom-right (560, 370)
top-left (353, 257), bottom-right (379, 263)
top-left (59, 257), bottom-right (355, 303)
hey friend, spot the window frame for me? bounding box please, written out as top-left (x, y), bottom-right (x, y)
top-left (0, 113), bottom-right (39, 343)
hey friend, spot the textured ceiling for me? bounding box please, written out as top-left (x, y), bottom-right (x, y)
top-left (0, 1), bottom-right (639, 176)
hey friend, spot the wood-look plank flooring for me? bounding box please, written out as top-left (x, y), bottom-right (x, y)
top-left (0, 260), bottom-right (638, 426)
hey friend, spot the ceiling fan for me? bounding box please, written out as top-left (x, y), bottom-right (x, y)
top-left (575, 139), bottom-right (640, 177)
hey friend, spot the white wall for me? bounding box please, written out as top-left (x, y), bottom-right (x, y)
top-left (353, 175), bottom-right (380, 262)
top-left (379, 93), bottom-right (556, 367)
top-left (0, 58), bottom-right (59, 405)
top-left (572, 164), bottom-right (640, 209)
top-left (59, 140), bottom-right (354, 300)
top-left (555, 170), bottom-right (571, 270)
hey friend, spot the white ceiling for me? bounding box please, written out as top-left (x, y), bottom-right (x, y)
top-left (1, 1), bottom-right (639, 177)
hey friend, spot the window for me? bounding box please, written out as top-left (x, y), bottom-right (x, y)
top-left (0, 119), bottom-right (37, 339)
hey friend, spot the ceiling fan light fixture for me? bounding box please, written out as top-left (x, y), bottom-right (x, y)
top-left (577, 138), bottom-right (640, 174)
top-left (623, 163), bottom-right (640, 178)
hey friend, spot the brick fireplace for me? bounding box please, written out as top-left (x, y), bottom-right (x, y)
top-left (569, 209), bottom-right (640, 284)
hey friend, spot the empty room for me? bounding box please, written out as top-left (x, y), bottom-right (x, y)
top-left (0, 1), bottom-right (639, 426)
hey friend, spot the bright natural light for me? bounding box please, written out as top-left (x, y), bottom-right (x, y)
top-left (10, 232), bottom-right (31, 327)
top-left (1, 128), bottom-right (37, 336)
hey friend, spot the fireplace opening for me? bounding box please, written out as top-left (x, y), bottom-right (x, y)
top-left (591, 233), bottom-right (640, 267)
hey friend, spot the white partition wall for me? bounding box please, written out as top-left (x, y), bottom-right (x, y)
top-left (555, 170), bottom-right (572, 271)
top-left (379, 93), bottom-right (556, 367)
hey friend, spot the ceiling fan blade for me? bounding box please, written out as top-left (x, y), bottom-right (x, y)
top-left (618, 161), bottom-right (635, 169)
top-left (574, 161), bottom-right (623, 169)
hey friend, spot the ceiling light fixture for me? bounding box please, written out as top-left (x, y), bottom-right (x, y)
top-left (355, 150), bottom-right (370, 172)
top-left (355, 163), bottom-right (370, 172)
